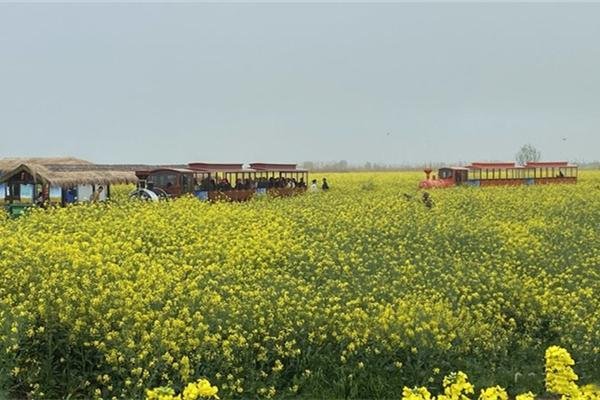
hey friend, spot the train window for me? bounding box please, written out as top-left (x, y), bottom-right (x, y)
top-left (439, 169), bottom-right (452, 179)
top-left (468, 170), bottom-right (481, 180)
top-left (566, 168), bottom-right (574, 177)
top-left (151, 174), bottom-right (177, 187)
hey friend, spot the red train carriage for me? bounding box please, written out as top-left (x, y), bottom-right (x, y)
top-left (131, 162), bottom-right (308, 202)
top-left (419, 161), bottom-right (577, 189)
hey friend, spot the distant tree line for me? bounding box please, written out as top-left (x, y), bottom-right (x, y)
top-left (300, 159), bottom-right (600, 172)
top-left (300, 145), bottom-right (599, 171)
top-left (301, 160), bottom-right (451, 172)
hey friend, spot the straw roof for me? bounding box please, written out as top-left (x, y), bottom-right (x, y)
top-left (0, 157), bottom-right (91, 171)
top-left (0, 157), bottom-right (138, 187)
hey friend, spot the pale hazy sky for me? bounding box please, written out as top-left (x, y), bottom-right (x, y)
top-left (1, 3), bottom-right (599, 165)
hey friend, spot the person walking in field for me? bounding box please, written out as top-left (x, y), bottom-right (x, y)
top-left (310, 179), bottom-right (318, 192)
top-left (421, 191), bottom-right (433, 209)
top-left (321, 178), bottom-right (329, 191)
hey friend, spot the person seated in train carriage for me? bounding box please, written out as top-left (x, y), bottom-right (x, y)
top-left (199, 176), bottom-right (211, 191)
top-left (286, 178), bottom-right (295, 189)
top-left (558, 170), bottom-right (565, 178)
top-left (234, 178), bottom-right (243, 190)
top-left (217, 178), bottom-right (229, 191)
top-left (260, 177), bottom-right (269, 189)
top-left (297, 177), bottom-right (306, 188)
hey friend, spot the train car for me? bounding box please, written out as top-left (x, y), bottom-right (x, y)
top-left (249, 163), bottom-right (309, 197)
top-left (419, 161), bottom-right (577, 189)
top-left (131, 162), bottom-right (309, 202)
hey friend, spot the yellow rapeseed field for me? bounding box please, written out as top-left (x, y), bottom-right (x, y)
top-left (1, 171), bottom-right (599, 399)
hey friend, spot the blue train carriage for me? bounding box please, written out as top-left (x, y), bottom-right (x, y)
top-left (0, 162), bottom-right (137, 216)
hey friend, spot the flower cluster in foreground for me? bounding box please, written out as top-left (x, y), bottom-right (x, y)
top-left (146, 378), bottom-right (219, 400)
top-left (401, 346), bottom-right (600, 400)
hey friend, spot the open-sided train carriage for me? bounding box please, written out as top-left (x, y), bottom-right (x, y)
top-left (131, 162), bottom-right (309, 202)
top-left (419, 161), bottom-right (578, 189)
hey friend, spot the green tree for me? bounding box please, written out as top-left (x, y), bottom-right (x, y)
top-left (516, 144), bottom-right (541, 165)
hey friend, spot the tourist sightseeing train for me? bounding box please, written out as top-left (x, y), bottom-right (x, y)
top-left (419, 161), bottom-right (578, 189)
top-left (130, 162), bottom-right (309, 202)
top-left (1, 156), bottom-right (580, 217)
top-left (0, 157), bottom-right (309, 216)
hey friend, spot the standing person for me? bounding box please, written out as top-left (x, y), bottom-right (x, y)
top-left (422, 191), bottom-right (433, 209)
top-left (322, 178), bottom-right (329, 191)
top-left (35, 191), bottom-right (45, 207)
top-left (310, 179), bottom-right (318, 192)
top-left (91, 186), bottom-right (104, 202)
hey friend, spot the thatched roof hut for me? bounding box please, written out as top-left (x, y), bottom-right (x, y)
top-left (0, 157), bottom-right (91, 171)
top-left (0, 157), bottom-right (138, 187)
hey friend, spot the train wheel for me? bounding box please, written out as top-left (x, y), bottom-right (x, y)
top-left (151, 188), bottom-right (169, 200)
top-left (129, 189), bottom-right (159, 202)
